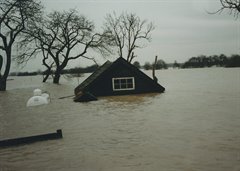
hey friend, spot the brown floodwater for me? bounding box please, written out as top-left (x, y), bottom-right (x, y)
top-left (0, 68), bottom-right (240, 171)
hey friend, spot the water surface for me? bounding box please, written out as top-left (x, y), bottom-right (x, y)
top-left (0, 68), bottom-right (240, 171)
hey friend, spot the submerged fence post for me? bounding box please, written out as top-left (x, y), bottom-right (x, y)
top-left (152, 55), bottom-right (158, 82)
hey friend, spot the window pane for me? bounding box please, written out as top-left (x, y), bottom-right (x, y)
top-left (121, 83), bottom-right (127, 89)
top-left (114, 79), bottom-right (120, 84)
top-left (120, 79), bottom-right (126, 84)
top-left (127, 83), bottom-right (133, 88)
top-left (127, 79), bottom-right (133, 84)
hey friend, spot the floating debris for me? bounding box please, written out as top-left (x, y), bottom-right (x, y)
top-left (26, 89), bottom-right (50, 107)
top-left (0, 129), bottom-right (63, 148)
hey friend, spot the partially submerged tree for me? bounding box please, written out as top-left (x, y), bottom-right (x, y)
top-left (19, 9), bottom-right (112, 84)
top-left (213, 0), bottom-right (240, 18)
top-left (0, 0), bottom-right (42, 91)
top-left (103, 12), bottom-right (155, 63)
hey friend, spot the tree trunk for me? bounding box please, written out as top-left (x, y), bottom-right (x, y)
top-left (0, 50), bottom-right (12, 91)
top-left (53, 71), bottom-right (61, 84)
top-left (43, 73), bottom-right (50, 82)
top-left (53, 60), bottom-right (68, 84)
top-left (42, 67), bottom-right (52, 83)
top-left (0, 55), bottom-right (3, 72)
top-left (53, 59), bottom-right (68, 84)
top-left (0, 78), bottom-right (7, 91)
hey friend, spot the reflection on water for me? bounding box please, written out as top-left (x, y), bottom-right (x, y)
top-left (0, 68), bottom-right (240, 171)
top-left (101, 93), bottom-right (159, 105)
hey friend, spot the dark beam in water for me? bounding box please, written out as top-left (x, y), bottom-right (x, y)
top-left (0, 129), bottom-right (63, 148)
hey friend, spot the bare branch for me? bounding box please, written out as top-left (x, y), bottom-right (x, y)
top-left (209, 0), bottom-right (240, 18)
top-left (22, 9), bottom-right (110, 83)
top-left (103, 12), bottom-right (155, 63)
top-left (0, 45), bottom-right (5, 51)
top-left (0, 0), bottom-right (43, 89)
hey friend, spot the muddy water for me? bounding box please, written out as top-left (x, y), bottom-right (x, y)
top-left (0, 68), bottom-right (240, 171)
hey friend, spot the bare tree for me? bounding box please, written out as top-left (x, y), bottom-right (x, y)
top-left (0, 0), bottom-right (42, 91)
top-left (103, 12), bottom-right (155, 63)
top-left (19, 9), bottom-right (112, 84)
top-left (212, 0), bottom-right (240, 18)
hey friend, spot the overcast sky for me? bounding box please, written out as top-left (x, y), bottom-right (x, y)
top-left (13, 0), bottom-right (240, 71)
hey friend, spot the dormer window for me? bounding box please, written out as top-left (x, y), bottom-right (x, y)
top-left (112, 77), bottom-right (135, 91)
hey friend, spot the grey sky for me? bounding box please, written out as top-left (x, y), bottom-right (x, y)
top-left (13, 0), bottom-right (240, 71)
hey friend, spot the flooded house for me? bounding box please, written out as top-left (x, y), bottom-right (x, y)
top-left (74, 57), bottom-right (165, 102)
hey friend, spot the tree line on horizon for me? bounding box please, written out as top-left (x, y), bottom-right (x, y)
top-left (181, 54), bottom-right (240, 68)
top-left (10, 53), bottom-right (240, 77)
top-left (9, 64), bottom-right (98, 76)
top-left (137, 54), bottom-right (240, 70)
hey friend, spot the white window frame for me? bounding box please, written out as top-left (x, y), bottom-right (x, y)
top-left (112, 77), bottom-right (135, 91)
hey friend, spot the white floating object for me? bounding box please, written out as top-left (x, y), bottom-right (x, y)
top-left (41, 93), bottom-right (50, 103)
top-left (34, 88), bottom-right (42, 96)
top-left (27, 89), bottom-right (50, 107)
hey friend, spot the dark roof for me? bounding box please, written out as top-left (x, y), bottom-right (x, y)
top-left (74, 57), bottom-right (165, 97)
top-left (74, 60), bottom-right (112, 95)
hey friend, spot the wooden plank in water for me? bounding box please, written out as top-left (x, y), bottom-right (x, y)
top-left (0, 129), bottom-right (63, 148)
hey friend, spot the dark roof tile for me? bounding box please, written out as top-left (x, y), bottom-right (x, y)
top-left (74, 60), bottom-right (112, 94)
